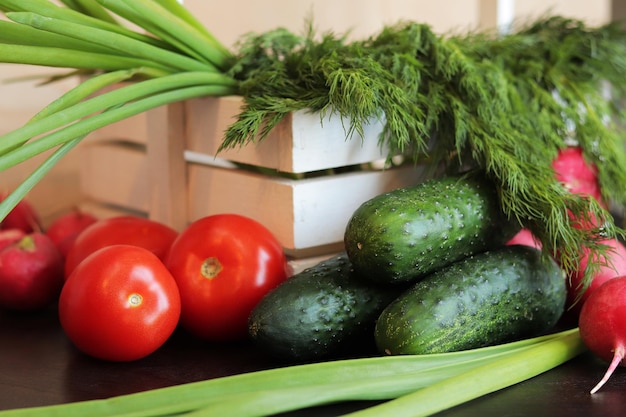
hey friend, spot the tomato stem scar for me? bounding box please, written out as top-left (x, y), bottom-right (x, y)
top-left (128, 293), bottom-right (143, 307)
top-left (201, 257), bottom-right (223, 279)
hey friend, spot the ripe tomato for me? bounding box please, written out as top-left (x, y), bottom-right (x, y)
top-left (64, 215), bottom-right (178, 279)
top-left (165, 214), bottom-right (291, 341)
top-left (59, 245), bottom-right (181, 361)
top-left (45, 209), bottom-right (98, 259)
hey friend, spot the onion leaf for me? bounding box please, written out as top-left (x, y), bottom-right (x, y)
top-left (0, 330), bottom-right (582, 417)
top-left (57, 0), bottom-right (119, 25)
top-left (0, 43), bottom-right (175, 72)
top-left (0, 0), bottom-right (167, 48)
top-left (96, 0), bottom-right (232, 70)
top-left (6, 11), bottom-right (217, 73)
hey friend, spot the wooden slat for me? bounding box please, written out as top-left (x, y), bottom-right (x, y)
top-left (146, 102), bottom-right (188, 231)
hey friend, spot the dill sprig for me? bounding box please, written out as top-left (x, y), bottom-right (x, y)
top-left (221, 16), bottom-right (626, 282)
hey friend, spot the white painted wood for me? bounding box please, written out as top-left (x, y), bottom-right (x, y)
top-left (185, 96), bottom-right (389, 173)
top-left (497, 0), bottom-right (515, 34)
top-left (187, 163), bottom-right (424, 254)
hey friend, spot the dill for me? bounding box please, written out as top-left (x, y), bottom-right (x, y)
top-left (221, 16), bottom-right (626, 281)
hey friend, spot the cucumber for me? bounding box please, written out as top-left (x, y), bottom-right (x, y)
top-left (248, 253), bottom-right (403, 361)
top-left (344, 173), bottom-right (519, 284)
top-left (374, 245), bottom-right (567, 355)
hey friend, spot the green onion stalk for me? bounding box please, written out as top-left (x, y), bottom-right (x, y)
top-left (0, 329), bottom-right (587, 417)
top-left (0, 0), bottom-right (237, 220)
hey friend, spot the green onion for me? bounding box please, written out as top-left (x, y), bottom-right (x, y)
top-left (33, 68), bottom-right (172, 116)
top-left (0, 0), bottom-right (237, 216)
top-left (0, 138), bottom-right (82, 227)
top-left (0, 67), bottom-right (236, 219)
top-left (0, 0), bottom-right (168, 48)
top-left (0, 83), bottom-right (235, 169)
top-left (0, 43), bottom-right (174, 72)
top-left (7, 11), bottom-right (218, 73)
top-left (0, 69), bottom-right (139, 221)
top-left (152, 0), bottom-right (221, 43)
top-left (97, 0), bottom-right (232, 70)
top-left (0, 329), bottom-right (583, 417)
top-left (57, 0), bottom-right (119, 24)
top-left (0, 71), bottom-right (236, 156)
top-left (0, 19), bottom-right (120, 54)
top-left (342, 328), bottom-right (586, 417)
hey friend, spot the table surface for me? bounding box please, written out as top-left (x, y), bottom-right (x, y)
top-left (1, 307), bottom-right (625, 417)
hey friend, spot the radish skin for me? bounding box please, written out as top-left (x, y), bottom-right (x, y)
top-left (563, 238), bottom-right (626, 322)
top-left (552, 146), bottom-right (604, 205)
top-left (579, 276), bottom-right (626, 393)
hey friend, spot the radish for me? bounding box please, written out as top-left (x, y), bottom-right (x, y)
top-left (549, 145), bottom-right (624, 323)
top-left (0, 194), bottom-right (42, 233)
top-left (0, 228), bottom-right (26, 251)
top-left (561, 238), bottom-right (626, 323)
top-left (0, 232), bottom-right (64, 311)
top-left (552, 146), bottom-right (604, 205)
top-left (579, 276), bottom-right (626, 393)
top-left (513, 145), bottom-right (603, 253)
top-left (506, 228), bottom-right (542, 250)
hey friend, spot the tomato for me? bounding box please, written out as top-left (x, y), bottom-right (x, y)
top-left (64, 215), bottom-right (178, 279)
top-left (165, 214), bottom-right (291, 341)
top-left (59, 245), bottom-right (181, 362)
top-left (45, 209), bottom-right (98, 259)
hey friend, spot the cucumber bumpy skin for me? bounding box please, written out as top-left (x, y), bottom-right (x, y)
top-left (374, 245), bottom-right (567, 355)
top-left (248, 253), bottom-right (403, 362)
top-left (344, 174), bottom-right (520, 285)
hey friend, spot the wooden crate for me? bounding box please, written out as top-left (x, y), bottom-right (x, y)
top-left (79, 95), bottom-right (424, 258)
top-left (186, 157), bottom-right (423, 257)
top-left (80, 140), bottom-right (150, 213)
top-left (185, 96), bottom-right (390, 173)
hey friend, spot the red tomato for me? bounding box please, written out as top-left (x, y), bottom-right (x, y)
top-left (45, 209), bottom-right (98, 259)
top-left (59, 245), bottom-right (181, 362)
top-left (64, 216), bottom-right (178, 279)
top-left (165, 214), bottom-right (291, 341)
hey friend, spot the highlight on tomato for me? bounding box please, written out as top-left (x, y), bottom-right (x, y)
top-left (165, 214), bottom-right (292, 341)
top-left (59, 244), bottom-right (181, 362)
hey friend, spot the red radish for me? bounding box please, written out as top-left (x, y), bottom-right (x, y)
top-left (563, 238), bottom-right (626, 321)
top-left (579, 276), bottom-right (626, 393)
top-left (45, 209), bottom-right (98, 258)
top-left (0, 193), bottom-right (42, 233)
top-left (0, 229), bottom-right (26, 251)
top-left (506, 228), bottom-right (542, 250)
top-left (552, 146), bottom-right (605, 230)
top-left (549, 145), bottom-right (622, 323)
top-left (552, 146), bottom-right (604, 205)
top-left (0, 233), bottom-right (64, 311)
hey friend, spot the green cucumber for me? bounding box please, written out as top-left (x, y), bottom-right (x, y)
top-left (344, 173), bottom-right (520, 284)
top-left (248, 253), bottom-right (403, 361)
top-left (374, 245), bottom-right (567, 355)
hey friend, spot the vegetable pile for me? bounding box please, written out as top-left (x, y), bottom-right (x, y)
top-left (1, 203), bottom-right (292, 357)
top-left (0, 174), bottom-right (607, 416)
top-left (2, 0), bottom-right (626, 416)
top-left (1, 1), bottom-right (626, 286)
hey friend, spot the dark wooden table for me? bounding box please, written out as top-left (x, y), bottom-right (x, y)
top-left (1, 307), bottom-right (626, 417)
